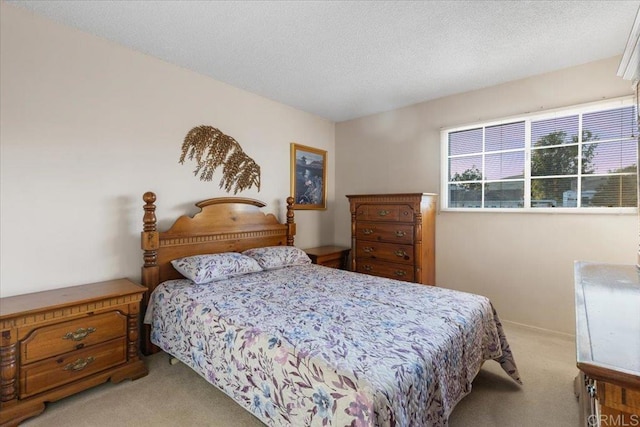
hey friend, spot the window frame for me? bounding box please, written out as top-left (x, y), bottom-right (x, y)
top-left (440, 96), bottom-right (638, 214)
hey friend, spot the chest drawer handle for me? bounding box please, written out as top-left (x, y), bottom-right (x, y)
top-left (377, 210), bottom-right (390, 217)
top-left (363, 247), bottom-right (374, 253)
top-left (394, 250), bottom-right (407, 257)
top-left (362, 228), bottom-right (374, 235)
top-left (63, 327), bottom-right (96, 342)
top-left (394, 270), bottom-right (407, 277)
top-left (395, 231), bottom-right (406, 237)
top-left (63, 356), bottom-right (95, 372)
top-left (363, 264), bottom-right (373, 271)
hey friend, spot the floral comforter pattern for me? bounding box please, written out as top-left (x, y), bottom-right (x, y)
top-left (145, 264), bottom-right (521, 426)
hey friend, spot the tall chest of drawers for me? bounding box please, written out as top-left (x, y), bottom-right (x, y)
top-left (347, 193), bottom-right (437, 285)
top-left (0, 279), bottom-right (148, 426)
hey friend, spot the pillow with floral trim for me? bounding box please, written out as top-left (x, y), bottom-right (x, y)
top-left (242, 246), bottom-right (312, 270)
top-left (170, 252), bottom-right (263, 284)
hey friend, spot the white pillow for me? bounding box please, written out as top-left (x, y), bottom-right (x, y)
top-left (171, 252), bottom-right (263, 284)
top-left (242, 246), bottom-right (311, 270)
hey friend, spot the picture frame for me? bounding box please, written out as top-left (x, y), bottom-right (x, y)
top-left (290, 143), bottom-right (327, 210)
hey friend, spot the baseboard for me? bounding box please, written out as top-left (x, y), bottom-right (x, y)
top-left (501, 319), bottom-right (575, 339)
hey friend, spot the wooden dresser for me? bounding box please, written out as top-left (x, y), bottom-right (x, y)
top-left (574, 262), bottom-right (640, 426)
top-left (347, 193), bottom-right (437, 285)
top-left (0, 279), bottom-right (148, 426)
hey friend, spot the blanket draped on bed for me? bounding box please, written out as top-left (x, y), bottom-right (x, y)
top-left (145, 265), bottom-right (521, 427)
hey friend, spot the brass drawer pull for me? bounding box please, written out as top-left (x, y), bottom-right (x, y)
top-left (363, 247), bottom-right (374, 253)
top-left (63, 356), bottom-right (95, 372)
top-left (394, 250), bottom-right (407, 257)
top-left (394, 270), bottom-right (407, 277)
top-left (63, 327), bottom-right (96, 342)
top-left (363, 265), bottom-right (373, 271)
top-left (362, 228), bottom-right (374, 235)
top-left (395, 231), bottom-right (406, 237)
top-left (378, 210), bottom-right (390, 217)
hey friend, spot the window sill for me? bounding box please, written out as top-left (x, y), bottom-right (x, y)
top-left (440, 207), bottom-right (638, 214)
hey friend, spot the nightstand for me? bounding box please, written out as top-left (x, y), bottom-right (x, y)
top-left (304, 245), bottom-right (350, 270)
top-left (0, 278), bottom-right (148, 426)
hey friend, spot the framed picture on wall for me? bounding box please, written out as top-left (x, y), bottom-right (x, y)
top-left (290, 143), bottom-right (327, 210)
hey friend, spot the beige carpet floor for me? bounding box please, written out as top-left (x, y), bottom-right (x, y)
top-left (22, 322), bottom-right (579, 426)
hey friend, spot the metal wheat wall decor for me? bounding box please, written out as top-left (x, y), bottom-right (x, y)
top-left (179, 125), bottom-right (261, 194)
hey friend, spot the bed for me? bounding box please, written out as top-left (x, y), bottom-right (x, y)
top-left (140, 192), bottom-right (521, 426)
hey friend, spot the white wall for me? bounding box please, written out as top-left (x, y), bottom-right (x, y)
top-left (3, 3), bottom-right (635, 334)
top-left (335, 56), bottom-right (637, 334)
top-left (0, 3), bottom-right (335, 297)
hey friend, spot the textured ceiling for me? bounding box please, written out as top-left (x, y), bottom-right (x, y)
top-left (8, 0), bottom-right (640, 122)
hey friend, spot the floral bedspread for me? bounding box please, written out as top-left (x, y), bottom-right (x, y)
top-left (145, 264), bottom-right (521, 427)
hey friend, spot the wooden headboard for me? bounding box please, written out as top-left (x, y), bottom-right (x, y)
top-left (140, 191), bottom-right (296, 354)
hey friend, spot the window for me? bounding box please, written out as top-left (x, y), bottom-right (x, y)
top-left (442, 98), bottom-right (638, 211)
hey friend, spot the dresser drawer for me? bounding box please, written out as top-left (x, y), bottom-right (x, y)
top-left (356, 223), bottom-right (414, 244)
top-left (20, 338), bottom-right (127, 398)
top-left (21, 310), bottom-right (127, 364)
top-left (356, 242), bottom-right (414, 265)
top-left (356, 259), bottom-right (415, 282)
top-left (597, 381), bottom-right (640, 414)
top-left (355, 204), bottom-right (414, 222)
top-left (321, 258), bottom-right (343, 269)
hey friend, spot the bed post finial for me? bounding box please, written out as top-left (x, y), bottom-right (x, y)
top-left (286, 196), bottom-right (296, 246)
top-left (143, 192), bottom-right (157, 232)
